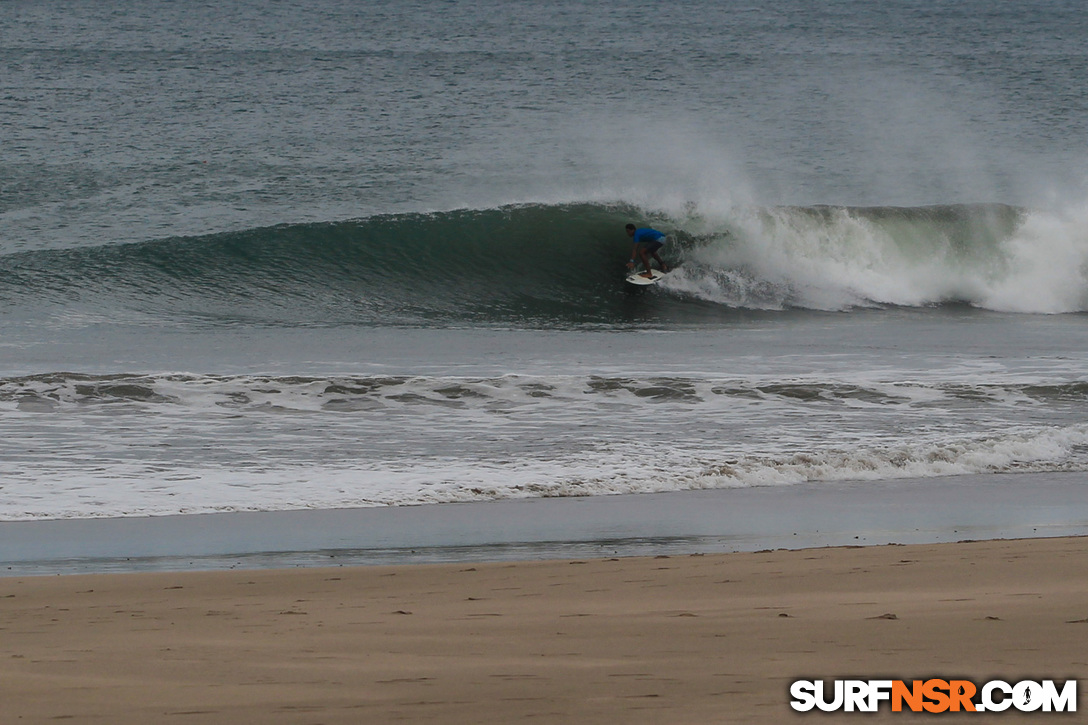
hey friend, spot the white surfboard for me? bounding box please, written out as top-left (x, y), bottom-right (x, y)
top-left (625, 268), bottom-right (671, 286)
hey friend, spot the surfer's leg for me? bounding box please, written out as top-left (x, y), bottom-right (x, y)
top-left (640, 259), bottom-right (654, 278)
top-left (645, 240), bottom-right (666, 273)
top-left (637, 246), bottom-right (654, 277)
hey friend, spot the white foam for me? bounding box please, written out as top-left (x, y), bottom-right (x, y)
top-left (663, 199), bottom-right (1088, 314)
top-left (978, 205), bottom-right (1088, 313)
top-left (5, 369), bottom-right (1088, 521)
top-left (3, 418), bottom-right (1087, 521)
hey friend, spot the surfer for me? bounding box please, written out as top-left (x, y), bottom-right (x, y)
top-left (625, 224), bottom-right (670, 278)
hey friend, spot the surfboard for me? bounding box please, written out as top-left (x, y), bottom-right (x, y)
top-left (625, 268), bottom-right (671, 286)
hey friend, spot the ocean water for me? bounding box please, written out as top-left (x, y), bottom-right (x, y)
top-left (2, 0), bottom-right (1088, 521)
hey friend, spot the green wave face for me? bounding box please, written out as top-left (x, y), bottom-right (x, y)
top-left (0, 203), bottom-right (653, 327)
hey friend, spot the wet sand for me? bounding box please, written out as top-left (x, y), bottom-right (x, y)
top-left (2, 535), bottom-right (1086, 723)
top-left (4, 472), bottom-right (1088, 575)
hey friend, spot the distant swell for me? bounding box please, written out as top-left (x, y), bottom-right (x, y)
top-left (1, 200), bottom-right (1084, 325)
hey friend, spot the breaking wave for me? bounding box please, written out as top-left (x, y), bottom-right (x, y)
top-left (1, 200), bottom-right (1085, 327)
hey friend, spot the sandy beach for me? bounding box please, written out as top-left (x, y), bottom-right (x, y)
top-left (3, 535), bottom-right (1085, 723)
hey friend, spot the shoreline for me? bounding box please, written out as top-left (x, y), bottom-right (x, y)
top-left (3, 471), bottom-right (1088, 576)
top-left (2, 536), bottom-right (1085, 723)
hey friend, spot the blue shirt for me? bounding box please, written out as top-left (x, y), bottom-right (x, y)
top-left (632, 228), bottom-right (665, 244)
